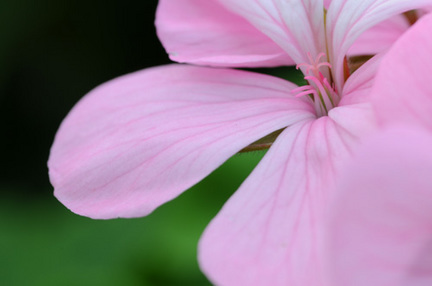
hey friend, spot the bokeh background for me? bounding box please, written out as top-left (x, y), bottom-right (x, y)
top-left (0, 1), bottom-right (273, 285)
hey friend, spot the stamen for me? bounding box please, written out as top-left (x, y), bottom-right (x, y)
top-left (317, 62), bottom-right (332, 69)
top-left (291, 85), bottom-right (317, 98)
top-left (291, 52), bottom-right (339, 117)
top-left (305, 76), bottom-right (332, 113)
top-left (296, 52), bottom-right (332, 80)
top-left (322, 77), bottom-right (339, 102)
top-left (296, 62), bottom-right (314, 75)
top-left (315, 53), bottom-right (327, 64)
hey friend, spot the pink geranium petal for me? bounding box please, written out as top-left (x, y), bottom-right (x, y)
top-left (48, 64), bottom-right (314, 219)
top-left (199, 108), bottom-right (375, 285)
top-left (339, 51), bottom-right (385, 106)
top-left (348, 15), bottom-right (409, 56)
top-left (217, 0), bottom-right (326, 65)
top-left (155, 0), bottom-right (293, 68)
top-left (371, 13), bottom-right (432, 130)
top-left (326, 13), bottom-right (432, 285)
top-left (327, 0), bottom-right (432, 91)
top-left (326, 127), bottom-right (432, 286)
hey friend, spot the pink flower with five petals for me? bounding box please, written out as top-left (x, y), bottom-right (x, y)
top-left (48, 0), bottom-right (432, 285)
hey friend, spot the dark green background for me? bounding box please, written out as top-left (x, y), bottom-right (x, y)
top-left (0, 1), bottom-right (269, 285)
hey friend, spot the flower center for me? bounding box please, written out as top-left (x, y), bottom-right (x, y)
top-left (292, 52), bottom-right (339, 117)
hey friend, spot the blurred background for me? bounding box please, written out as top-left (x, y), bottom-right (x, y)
top-left (0, 0), bottom-right (269, 285)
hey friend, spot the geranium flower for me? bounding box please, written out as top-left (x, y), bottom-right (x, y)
top-left (325, 13), bottom-right (432, 286)
top-left (48, 0), bottom-right (432, 285)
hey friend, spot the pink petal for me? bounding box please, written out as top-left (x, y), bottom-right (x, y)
top-left (327, 0), bottom-right (432, 91)
top-left (48, 65), bottom-right (314, 219)
top-left (328, 103), bottom-right (376, 143)
top-left (348, 15), bottom-right (409, 56)
top-left (217, 0), bottom-right (326, 65)
top-left (199, 108), bottom-right (374, 285)
top-left (155, 0), bottom-right (293, 68)
top-left (372, 13), bottom-right (432, 130)
top-left (339, 51), bottom-right (384, 106)
top-left (325, 127), bottom-right (432, 286)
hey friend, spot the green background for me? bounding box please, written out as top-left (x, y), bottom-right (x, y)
top-left (1, 152), bottom-right (264, 286)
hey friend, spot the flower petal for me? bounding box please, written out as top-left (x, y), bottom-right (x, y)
top-left (325, 127), bottom-right (432, 286)
top-left (48, 65), bottom-right (314, 219)
top-left (199, 109), bottom-right (374, 285)
top-left (155, 0), bottom-right (293, 68)
top-left (327, 0), bottom-right (432, 91)
top-left (348, 15), bottom-right (409, 56)
top-left (329, 103), bottom-right (376, 142)
top-left (339, 51), bottom-right (384, 106)
top-left (217, 0), bottom-right (326, 65)
top-left (372, 13), bottom-right (432, 130)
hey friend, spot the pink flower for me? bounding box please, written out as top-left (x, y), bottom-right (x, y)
top-left (48, 1), bottom-right (432, 285)
top-left (325, 13), bottom-right (432, 286)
